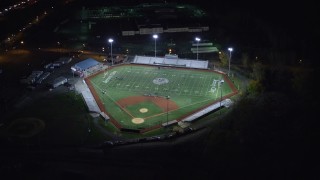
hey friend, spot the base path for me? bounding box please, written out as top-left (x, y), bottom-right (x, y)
top-left (117, 96), bottom-right (179, 112)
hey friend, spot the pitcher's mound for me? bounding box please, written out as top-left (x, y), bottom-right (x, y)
top-left (132, 118), bottom-right (144, 124)
top-left (139, 108), bottom-right (148, 113)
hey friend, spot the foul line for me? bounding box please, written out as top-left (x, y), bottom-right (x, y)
top-left (91, 81), bottom-right (135, 118)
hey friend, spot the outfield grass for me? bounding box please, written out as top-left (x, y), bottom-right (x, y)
top-left (89, 64), bottom-right (235, 130)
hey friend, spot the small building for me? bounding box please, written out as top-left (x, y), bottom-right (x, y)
top-left (52, 62), bottom-right (61, 68)
top-left (20, 71), bottom-right (44, 84)
top-left (105, 54), bottom-right (126, 64)
top-left (49, 76), bottom-right (68, 88)
top-left (36, 72), bottom-right (50, 84)
top-left (165, 54), bottom-right (178, 59)
top-left (71, 58), bottom-right (101, 77)
top-left (55, 57), bottom-right (72, 65)
top-left (44, 63), bottom-right (53, 69)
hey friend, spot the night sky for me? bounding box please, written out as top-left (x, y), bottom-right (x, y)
top-left (90, 0), bottom-right (319, 63)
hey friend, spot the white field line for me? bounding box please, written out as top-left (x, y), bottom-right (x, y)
top-left (144, 96), bottom-right (216, 120)
top-left (101, 66), bottom-right (223, 98)
top-left (129, 71), bottom-right (143, 91)
top-left (103, 71), bottom-right (117, 84)
top-left (91, 80), bottom-right (134, 118)
top-left (96, 66), bottom-right (224, 121)
top-left (201, 75), bottom-right (209, 96)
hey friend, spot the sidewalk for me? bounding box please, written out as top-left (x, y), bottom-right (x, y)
top-left (74, 78), bottom-right (123, 140)
top-left (74, 79), bottom-right (100, 113)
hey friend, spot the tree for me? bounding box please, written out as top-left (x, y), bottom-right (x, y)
top-left (251, 62), bottom-right (264, 81)
top-left (241, 52), bottom-right (250, 69)
top-left (247, 80), bottom-right (264, 94)
top-left (219, 51), bottom-right (229, 67)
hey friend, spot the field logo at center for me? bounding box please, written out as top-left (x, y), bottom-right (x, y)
top-left (153, 78), bottom-right (169, 85)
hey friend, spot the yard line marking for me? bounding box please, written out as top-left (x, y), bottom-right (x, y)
top-left (140, 71), bottom-right (152, 92)
top-left (204, 75), bottom-right (211, 94)
top-left (128, 70), bottom-right (140, 90)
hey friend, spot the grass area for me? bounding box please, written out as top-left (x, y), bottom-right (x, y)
top-left (97, 116), bottom-right (164, 140)
top-left (5, 118), bottom-right (45, 138)
top-left (98, 118), bottom-right (167, 139)
top-left (1, 92), bottom-right (107, 146)
top-left (89, 64), bottom-right (236, 130)
top-left (0, 64), bottom-right (239, 147)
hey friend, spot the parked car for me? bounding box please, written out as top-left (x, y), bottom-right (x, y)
top-left (184, 127), bottom-right (196, 134)
top-left (146, 136), bottom-right (161, 142)
top-left (100, 141), bottom-right (114, 148)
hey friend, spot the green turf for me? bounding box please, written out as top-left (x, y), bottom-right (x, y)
top-left (0, 93), bottom-right (107, 145)
top-left (89, 64), bottom-right (234, 129)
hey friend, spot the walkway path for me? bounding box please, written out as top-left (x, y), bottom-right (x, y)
top-left (74, 79), bottom-right (100, 113)
top-left (74, 78), bottom-right (124, 140)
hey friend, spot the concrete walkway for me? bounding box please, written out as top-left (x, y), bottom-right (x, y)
top-left (74, 79), bottom-right (100, 113)
top-left (74, 78), bottom-right (124, 140)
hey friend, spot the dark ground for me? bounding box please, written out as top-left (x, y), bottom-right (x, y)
top-left (1, 1), bottom-right (319, 179)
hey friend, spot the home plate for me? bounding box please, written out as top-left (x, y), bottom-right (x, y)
top-left (132, 118), bottom-right (144, 124)
top-left (139, 108), bottom-right (148, 113)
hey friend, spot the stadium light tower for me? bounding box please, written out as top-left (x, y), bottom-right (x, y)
top-left (153, 34), bottom-right (158, 57)
top-left (228, 47), bottom-right (233, 76)
top-left (108, 38), bottom-right (114, 65)
top-left (219, 79), bottom-right (224, 115)
top-left (57, 41), bottom-right (61, 53)
top-left (195, 37), bottom-right (201, 60)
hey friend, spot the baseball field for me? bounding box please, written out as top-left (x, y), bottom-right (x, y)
top-left (86, 64), bottom-right (237, 132)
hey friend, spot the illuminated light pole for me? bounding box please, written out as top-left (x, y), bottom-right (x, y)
top-left (219, 79), bottom-right (224, 115)
top-left (108, 38), bottom-right (114, 65)
top-left (166, 95), bottom-right (170, 127)
top-left (71, 67), bottom-right (76, 78)
top-left (57, 41), bottom-right (61, 53)
top-left (195, 37), bottom-right (200, 60)
top-left (228, 47), bottom-right (233, 76)
top-left (153, 34), bottom-right (158, 57)
top-left (20, 41), bottom-right (24, 53)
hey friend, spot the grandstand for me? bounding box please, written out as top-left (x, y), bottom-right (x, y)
top-left (132, 55), bottom-right (209, 69)
top-left (191, 42), bottom-right (219, 53)
top-left (182, 99), bottom-right (233, 122)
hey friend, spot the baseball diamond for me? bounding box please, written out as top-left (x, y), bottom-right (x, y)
top-left (86, 64), bottom-right (238, 133)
